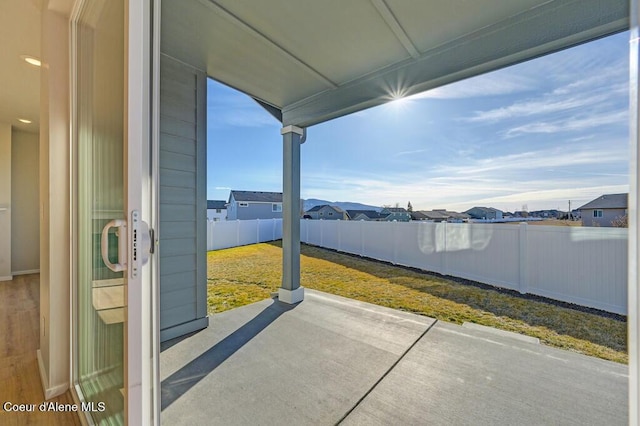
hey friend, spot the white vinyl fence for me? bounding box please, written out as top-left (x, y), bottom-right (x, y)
top-left (300, 220), bottom-right (628, 315)
top-left (207, 218), bottom-right (283, 250)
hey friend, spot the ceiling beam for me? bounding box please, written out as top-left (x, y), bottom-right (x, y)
top-left (283, 0), bottom-right (628, 127)
top-left (200, 0), bottom-right (338, 90)
top-left (370, 0), bottom-right (420, 59)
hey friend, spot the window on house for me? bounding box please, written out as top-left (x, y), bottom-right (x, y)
top-left (328, 212), bottom-right (333, 216)
top-left (216, 209), bottom-right (221, 213)
top-left (593, 210), bottom-right (603, 218)
top-left (239, 202), bottom-right (249, 207)
top-left (272, 203), bottom-right (282, 212)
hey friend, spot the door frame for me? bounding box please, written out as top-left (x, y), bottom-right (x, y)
top-left (69, 0), bottom-right (158, 424)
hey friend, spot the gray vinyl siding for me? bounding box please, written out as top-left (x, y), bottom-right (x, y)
top-left (228, 201), bottom-right (283, 220)
top-left (159, 55), bottom-right (208, 341)
top-left (581, 208), bottom-right (627, 227)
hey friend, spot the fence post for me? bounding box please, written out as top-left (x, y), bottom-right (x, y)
top-left (338, 220), bottom-right (342, 251)
top-left (393, 221), bottom-right (399, 264)
top-left (236, 219), bottom-right (241, 246)
top-left (273, 218), bottom-right (276, 241)
top-left (519, 222), bottom-right (528, 294)
top-left (360, 220), bottom-right (365, 256)
top-left (256, 219), bottom-right (260, 244)
top-left (320, 219), bottom-right (324, 246)
top-left (442, 221), bottom-right (448, 276)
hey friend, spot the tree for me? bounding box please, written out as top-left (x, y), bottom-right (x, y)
top-left (407, 201), bottom-right (413, 212)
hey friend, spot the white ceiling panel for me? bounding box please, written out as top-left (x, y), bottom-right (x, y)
top-left (385, 0), bottom-right (550, 54)
top-left (162, 0), bottom-right (332, 108)
top-left (161, 0), bottom-right (628, 126)
top-left (213, 0), bottom-right (411, 85)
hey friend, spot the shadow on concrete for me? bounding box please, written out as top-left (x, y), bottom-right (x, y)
top-left (161, 297), bottom-right (297, 410)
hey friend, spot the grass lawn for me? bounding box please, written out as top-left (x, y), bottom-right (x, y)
top-left (207, 241), bottom-right (627, 364)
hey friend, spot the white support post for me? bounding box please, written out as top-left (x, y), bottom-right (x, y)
top-left (629, 8), bottom-right (640, 423)
top-left (279, 125), bottom-right (305, 304)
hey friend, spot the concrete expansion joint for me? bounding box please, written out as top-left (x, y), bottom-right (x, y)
top-left (335, 319), bottom-right (438, 424)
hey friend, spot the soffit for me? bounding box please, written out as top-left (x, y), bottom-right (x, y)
top-left (161, 0), bottom-right (629, 127)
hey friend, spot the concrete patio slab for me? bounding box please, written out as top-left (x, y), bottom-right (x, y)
top-left (161, 289), bottom-right (434, 425)
top-left (160, 289), bottom-right (627, 425)
top-left (342, 320), bottom-right (628, 426)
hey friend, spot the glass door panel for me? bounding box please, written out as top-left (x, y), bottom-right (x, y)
top-left (73, 0), bottom-right (126, 424)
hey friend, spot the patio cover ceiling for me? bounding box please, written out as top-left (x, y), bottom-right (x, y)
top-left (162, 0), bottom-right (629, 127)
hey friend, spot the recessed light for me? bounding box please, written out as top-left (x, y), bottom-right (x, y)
top-left (18, 118), bottom-right (32, 124)
top-left (21, 55), bottom-right (41, 67)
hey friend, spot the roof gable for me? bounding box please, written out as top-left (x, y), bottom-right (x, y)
top-left (578, 193), bottom-right (628, 210)
top-left (230, 190), bottom-right (283, 203)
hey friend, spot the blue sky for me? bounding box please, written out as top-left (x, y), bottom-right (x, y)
top-left (207, 31), bottom-right (629, 213)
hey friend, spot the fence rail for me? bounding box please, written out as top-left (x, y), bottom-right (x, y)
top-left (206, 219), bottom-right (628, 315)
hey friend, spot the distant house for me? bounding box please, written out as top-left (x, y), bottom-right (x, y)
top-left (465, 207), bottom-right (503, 220)
top-left (207, 200), bottom-right (227, 221)
top-left (578, 193), bottom-right (628, 227)
top-left (227, 190), bottom-right (283, 220)
top-left (445, 211), bottom-right (471, 222)
top-left (305, 204), bottom-right (348, 220)
top-left (410, 211), bottom-right (429, 221)
top-left (346, 210), bottom-right (388, 221)
top-left (380, 207), bottom-right (411, 222)
top-left (412, 209), bottom-right (469, 222)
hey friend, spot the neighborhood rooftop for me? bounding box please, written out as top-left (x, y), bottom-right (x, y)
top-left (229, 190), bottom-right (283, 203)
top-left (578, 193), bottom-right (628, 210)
top-left (207, 200), bottom-right (227, 209)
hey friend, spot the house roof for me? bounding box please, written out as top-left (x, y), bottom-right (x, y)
top-left (445, 211), bottom-right (471, 220)
top-left (161, 0), bottom-right (627, 128)
top-left (207, 200), bottom-right (227, 210)
top-left (382, 207), bottom-right (408, 213)
top-left (465, 207), bottom-right (502, 214)
top-left (410, 211), bottom-right (428, 220)
top-left (578, 193), bottom-right (628, 210)
top-left (346, 210), bottom-right (387, 220)
top-left (229, 190), bottom-right (283, 203)
top-left (420, 210), bottom-right (449, 220)
top-left (306, 204), bottom-right (345, 213)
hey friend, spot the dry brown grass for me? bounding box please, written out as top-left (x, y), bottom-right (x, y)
top-left (207, 242), bottom-right (627, 363)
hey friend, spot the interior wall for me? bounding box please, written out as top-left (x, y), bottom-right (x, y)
top-left (11, 129), bottom-right (39, 274)
top-left (37, 7), bottom-right (70, 399)
top-left (0, 123), bottom-right (10, 281)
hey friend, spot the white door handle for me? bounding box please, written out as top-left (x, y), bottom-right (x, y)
top-left (101, 219), bottom-right (127, 272)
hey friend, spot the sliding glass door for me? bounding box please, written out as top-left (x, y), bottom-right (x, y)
top-left (71, 0), bottom-right (157, 424)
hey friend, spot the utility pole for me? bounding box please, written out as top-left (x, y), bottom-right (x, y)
top-left (568, 200), bottom-right (572, 221)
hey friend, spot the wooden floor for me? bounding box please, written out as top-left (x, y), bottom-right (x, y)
top-left (0, 274), bottom-right (81, 426)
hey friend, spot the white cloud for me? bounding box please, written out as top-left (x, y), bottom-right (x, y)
top-left (394, 149), bottom-right (430, 157)
top-left (302, 139), bottom-right (629, 212)
top-left (504, 110), bottom-right (627, 138)
top-left (467, 93), bottom-right (611, 123)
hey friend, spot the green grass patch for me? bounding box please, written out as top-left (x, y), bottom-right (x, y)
top-left (207, 242), bottom-right (627, 363)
